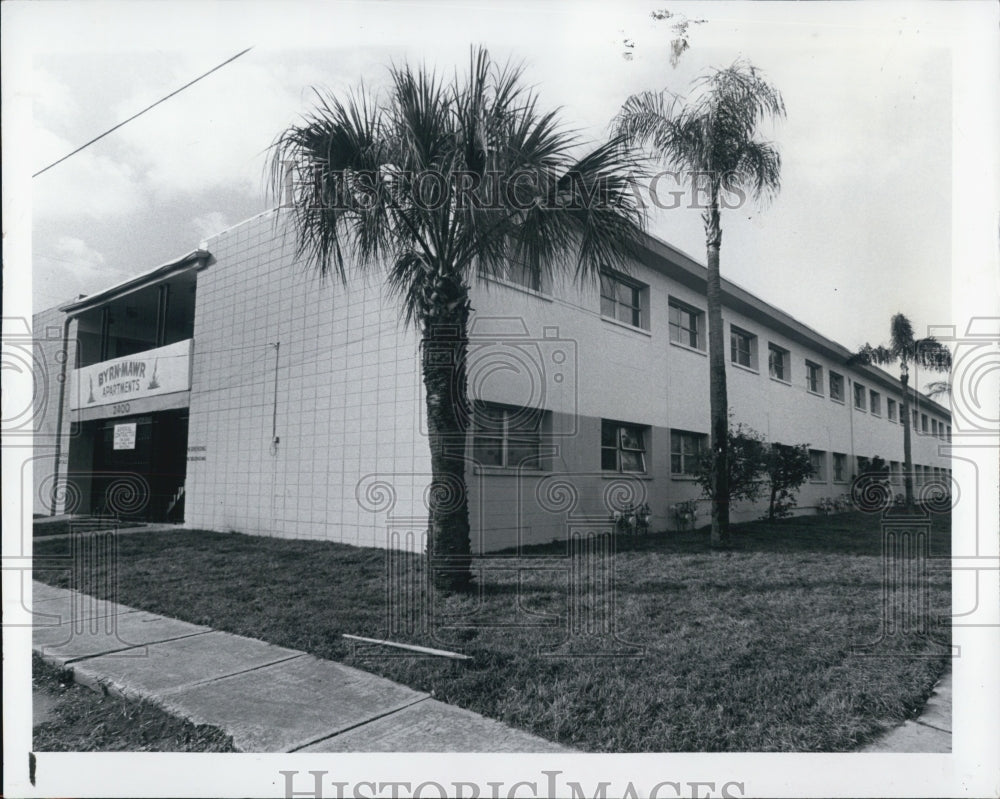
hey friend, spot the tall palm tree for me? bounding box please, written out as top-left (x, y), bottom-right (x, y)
top-left (850, 313), bottom-right (952, 507)
top-left (271, 48), bottom-right (645, 590)
top-left (613, 59), bottom-right (785, 547)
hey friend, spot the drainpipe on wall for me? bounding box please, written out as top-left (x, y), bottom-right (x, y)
top-left (50, 312), bottom-right (75, 516)
top-left (847, 376), bottom-right (856, 479)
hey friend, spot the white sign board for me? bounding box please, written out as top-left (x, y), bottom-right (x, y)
top-left (113, 422), bottom-right (137, 450)
top-left (70, 338), bottom-right (192, 410)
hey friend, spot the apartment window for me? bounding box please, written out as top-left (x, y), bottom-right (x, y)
top-left (857, 455), bottom-right (870, 475)
top-left (805, 360), bottom-right (823, 394)
top-left (600, 272), bottom-right (645, 329)
top-left (887, 398), bottom-right (897, 422)
top-left (670, 429), bottom-right (707, 476)
top-left (912, 409), bottom-right (918, 430)
top-left (890, 460), bottom-right (901, 485)
top-left (833, 452), bottom-right (847, 482)
top-left (809, 449), bottom-right (827, 482)
top-left (601, 420), bottom-right (647, 473)
top-left (668, 299), bottom-right (704, 350)
top-left (946, 425), bottom-right (951, 441)
top-left (472, 402), bottom-right (544, 469)
top-left (730, 326), bottom-right (757, 369)
top-left (870, 390), bottom-right (881, 417)
top-left (921, 413), bottom-right (929, 433)
top-left (931, 419), bottom-right (938, 437)
top-left (768, 344), bottom-right (790, 382)
top-left (829, 371), bottom-right (845, 402)
top-left (854, 383), bottom-right (867, 410)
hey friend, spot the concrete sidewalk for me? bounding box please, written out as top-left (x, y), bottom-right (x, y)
top-left (860, 670), bottom-right (952, 752)
top-left (31, 580), bottom-right (570, 753)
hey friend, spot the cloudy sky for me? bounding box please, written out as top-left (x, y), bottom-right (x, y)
top-left (10, 1), bottom-right (997, 385)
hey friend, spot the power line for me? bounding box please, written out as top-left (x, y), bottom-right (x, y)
top-left (32, 47), bottom-right (253, 179)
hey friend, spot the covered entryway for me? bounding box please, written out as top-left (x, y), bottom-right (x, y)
top-left (83, 410), bottom-right (189, 522)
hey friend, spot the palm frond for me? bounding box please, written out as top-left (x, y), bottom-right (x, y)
top-left (889, 313), bottom-right (915, 354)
top-left (914, 337), bottom-right (953, 372)
top-left (271, 45), bottom-right (647, 328)
top-left (849, 344), bottom-right (895, 367)
top-left (925, 380), bottom-right (952, 399)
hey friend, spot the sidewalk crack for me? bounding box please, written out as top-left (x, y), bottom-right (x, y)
top-left (285, 695), bottom-right (431, 753)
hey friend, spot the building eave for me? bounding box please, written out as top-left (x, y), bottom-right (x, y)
top-left (633, 232), bottom-right (951, 417)
top-left (57, 249), bottom-right (213, 316)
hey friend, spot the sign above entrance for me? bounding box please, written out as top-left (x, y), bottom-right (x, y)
top-left (70, 339), bottom-right (192, 411)
top-left (113, 422), bottom-right (137, 450)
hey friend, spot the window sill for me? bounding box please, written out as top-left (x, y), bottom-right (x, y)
top-left (830, 398), bottom-right (845, 405)
top-left (854, 407), bottom-right (867, 413)
top-left (670, 340), bottom-right (706, 356)
top-left (769, 376), bottom-right (791, 386)
top-left (670, 474), bottom-right (700, 481)
top-left (473, 465), bottom-right (550, 477)
top-left (479, 275), bottom-right (554, 302)
top-left (731, 362), bottom-right (759, 375)
top-left (601, 472), bottom-right (653, 481)
top-left (600, 316), bottom-right (651, 337)
top-left (807, 389), bottom-right (824, 397)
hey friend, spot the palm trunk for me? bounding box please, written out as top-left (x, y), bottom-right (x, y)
top-left (900, 371), bottom-right (914, 508)
top-left (421, 280), bottom-right (473, 591)
top-left (704, 191), bottom-right (730, 547)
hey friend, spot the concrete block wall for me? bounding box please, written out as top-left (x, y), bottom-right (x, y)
top-left (185, 210), bottom-right (430, 549)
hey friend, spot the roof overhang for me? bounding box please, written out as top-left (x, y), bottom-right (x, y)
top-left (58, 249), bottom-right (212, 316)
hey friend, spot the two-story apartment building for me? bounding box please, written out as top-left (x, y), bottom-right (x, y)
top-left (33, 208), bottom-right (952, 552)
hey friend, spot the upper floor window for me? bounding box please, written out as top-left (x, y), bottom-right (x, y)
top-left (472, 402), bottom-right (545, 469)
top-left (668, 299), bottom-right (704, 350)
top-left (931, 419), bottom-right (938, 437)
top-left (829, 371), bottom-right (845, 402)
top-left (670, 429), bottom-right (707, 476)
top-left (730, 326), bottom-right (758, 370)
top-left (600, 272), bottom-right (646, 330)
top-left (805, 360), bottom-right (823, 394)
top-left (870, 390), bottom-right (881, 417)
top-left (601, 420), bottom-right (647, 473)
top-left (921, 413), bottom-right (929, 433)
top-left (854, 382), bottom-right (867, 410)
top-left (887, 398), bottom-right (897, 422)
top-left (768, 344), bottom-right (790, 382)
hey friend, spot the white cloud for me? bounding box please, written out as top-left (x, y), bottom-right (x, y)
top-left (33, 236), bottom-right (132, 309)
top-left (192, 211), bottom-right (231, 240)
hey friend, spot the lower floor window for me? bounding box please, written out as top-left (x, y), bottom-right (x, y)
top-left (670, 429), bottom-right (706, 476)
top-left (833, 452), bottom-right (847, 482)
top-left (472, 402), bottom-right (544, 468)
top-left (809, 449), bottom-right (826, 481)
top-left (601, 420), bottom-right (647, 473)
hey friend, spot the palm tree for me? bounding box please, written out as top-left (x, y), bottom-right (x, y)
top-left (850, 313), bottom-right (952, 507)
top-left (271, 48), bottom-right (645, 590)
top-left (613, 59), bottom-right (785, 547)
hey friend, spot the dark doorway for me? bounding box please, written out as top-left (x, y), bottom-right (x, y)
top-left (89, 410), bottom-right (188, 522)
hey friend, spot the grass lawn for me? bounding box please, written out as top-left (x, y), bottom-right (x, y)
top-left (33, 511), bottom-right (951, 752)
top-left (33, 655), bottom-right (236, 752)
